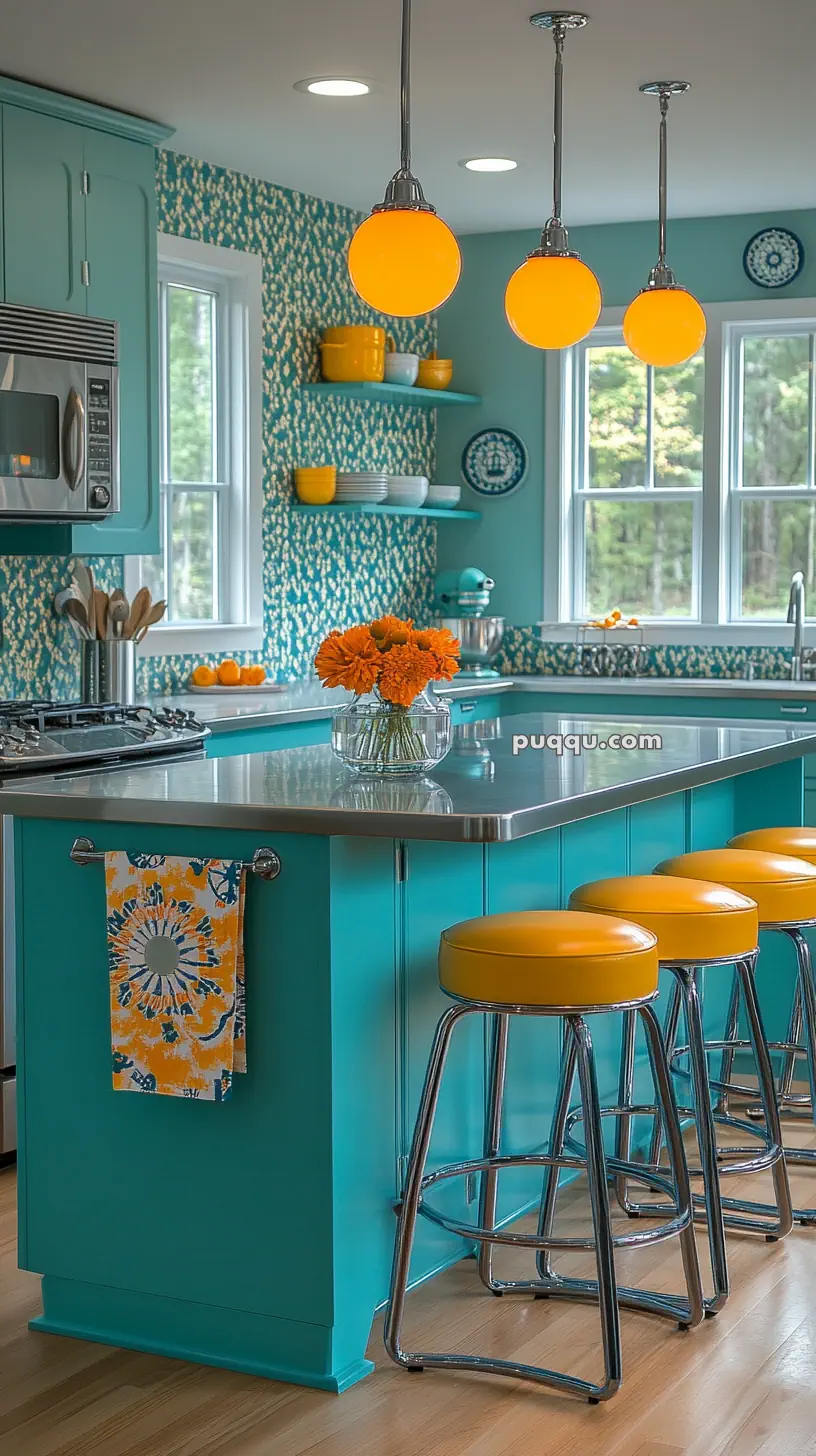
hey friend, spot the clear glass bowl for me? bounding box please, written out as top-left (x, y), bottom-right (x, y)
top-left (331, 690), bottom-right (452, 776)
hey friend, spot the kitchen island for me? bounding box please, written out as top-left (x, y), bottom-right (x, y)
top-left (4, 711), bottom-right (816, 1393)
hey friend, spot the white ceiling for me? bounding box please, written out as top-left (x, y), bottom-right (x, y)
top-left (1, 0), bottom-right (814, 234)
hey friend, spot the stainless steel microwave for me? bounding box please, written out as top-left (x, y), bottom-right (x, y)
top-left (0, 302), bottom-right (119, 521)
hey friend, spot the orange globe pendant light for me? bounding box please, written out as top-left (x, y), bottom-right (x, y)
top-left (505, 12), bottom-right (601, 350)
top-left (348, 0), bottom-right (461, 317)
top-left (623, 82), bottom-right (706, 367)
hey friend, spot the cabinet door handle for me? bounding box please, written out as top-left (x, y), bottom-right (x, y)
top-left (781, 704), bottom-right (808, 715)
top-left (459, 701), bottom-right (477, 714)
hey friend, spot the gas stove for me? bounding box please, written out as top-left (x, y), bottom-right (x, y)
top-left (0, 700), bottom-right (209, 774)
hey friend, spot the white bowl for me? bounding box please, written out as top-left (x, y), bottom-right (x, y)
top-left (384, 352), bottom-right (419, 386)
top-left (426, 484), bottom-right (461, 509)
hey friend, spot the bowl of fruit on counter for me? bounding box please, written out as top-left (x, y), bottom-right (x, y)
top-left (189, 659), bottom-right (285, 693)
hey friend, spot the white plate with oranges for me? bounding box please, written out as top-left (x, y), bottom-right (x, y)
top-left (188, 659), bottom-right (284, 692)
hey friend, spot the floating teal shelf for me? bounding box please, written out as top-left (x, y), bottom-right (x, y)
top-left (293, 502), bottom-right (481, 521)
top-left (302, 381), bottom-right (481, 408)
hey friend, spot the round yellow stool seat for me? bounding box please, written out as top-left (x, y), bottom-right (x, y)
top-left (568, 875), bottom-right (758, 963)
top-left (655, 848), bottom-right (816, 926)
top-left (729, 826), bottom-right (816, 866)
top-left (439, 910), bottom-right (658, 1008)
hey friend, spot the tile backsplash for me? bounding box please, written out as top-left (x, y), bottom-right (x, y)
top-left (497, 626), bottom-right (794, 680)
top-left (0, 149), bottom-right (438, 700)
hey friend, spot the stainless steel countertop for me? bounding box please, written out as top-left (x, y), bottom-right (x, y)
top-left (513, 675), bottom-right (816, 701)
top-left (161, 677), bottom-right (515, 733)
top-left (3, 712), bottom-right (816, 843)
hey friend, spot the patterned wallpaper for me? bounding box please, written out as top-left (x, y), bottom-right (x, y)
top-left (0, 150), bottom-right (438, 700)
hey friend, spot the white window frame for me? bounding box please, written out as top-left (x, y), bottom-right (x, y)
top-left (126, 233), bottom-right (263, 657)
top-left (544, 297), bottom-right (816, 646)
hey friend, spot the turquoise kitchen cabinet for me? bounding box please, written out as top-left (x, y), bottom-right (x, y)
top-left (206, 720), bottom-right (331, 757)
top-left (2, 106), bottom-right (86, 313)
top-left (448, 692), bottom-right (503, 726)
top-left (72, 130), bottom-right (160, 555)
top-left (0, 77), bottom-right (172, 555)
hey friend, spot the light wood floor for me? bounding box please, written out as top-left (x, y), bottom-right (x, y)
top-left (4, 1127), bottom-right (816, 1456)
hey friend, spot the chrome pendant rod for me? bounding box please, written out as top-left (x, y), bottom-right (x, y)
top-left (657, 88), bottom-right (669, 269)
top-left (640, 81), bottom-right (689, 287)
top-left (551, 21), bottom-right (565, 224)
top-left (529, 13), bottom-right (589, 257)
top-left (400, 0), bottom-right (412, 176)
top-left (377, 0), bottom-right (433, 211)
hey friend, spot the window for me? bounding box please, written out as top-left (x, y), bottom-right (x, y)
top-left (569, 330), bottom-right (703, 620)
top-left (127, 234), bottom-right (263, 656)
top-left (728, 323), bottom-right (816, 621)
top-left (548, 298), bottom-right (816, 642)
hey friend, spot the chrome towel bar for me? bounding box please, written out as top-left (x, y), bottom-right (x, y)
top-left (69, 835), bottom-right (282, 881)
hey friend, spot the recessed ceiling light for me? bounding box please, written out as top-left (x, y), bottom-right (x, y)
top-left (294, 77), bottom-right (371, 97)
top-left (460, 157), bottom-right (518, 173)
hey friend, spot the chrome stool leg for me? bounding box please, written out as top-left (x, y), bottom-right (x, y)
top-left (621, 964), bottom-right (730, 1313)
top-left (646, 977), bottom-right (683, 1171)
top-left (715, 974), bottom-right (741, 1116)
top-left (385, 1004), bottom-right (470, 1373)
top-left (535, 1023), bottom-right (578, 1282)
top-left (712, 956), bottom-right (794, 1239)
top-left (614, 1009), bottom-right (638, 1214)
top-left (533, 1007), bottom-right (704, 1328)
top-left (572, 1016), bottom-right (622, 1399)
top-left (477, 1013), bottom-right (510, 1293)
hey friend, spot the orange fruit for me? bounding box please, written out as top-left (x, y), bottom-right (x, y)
top-left (217, 658), bottom-right (241, 686)
top-left (192, 664), bottom-right (217, 688)
top-left (250, 665), bottom-right (267, 685)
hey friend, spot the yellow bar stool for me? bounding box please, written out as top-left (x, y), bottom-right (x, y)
top-left (656, 847), bottom-right (816, 1230)
top-left (715, 829), bottom-right (816, 1222)
top-left (384, 910), bottom-right (704, 1404)
top-left (568, 875), bottom-right (788, 1316)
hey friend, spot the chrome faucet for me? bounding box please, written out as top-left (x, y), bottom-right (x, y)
top-left (788, 571), bottom-right (805, 680)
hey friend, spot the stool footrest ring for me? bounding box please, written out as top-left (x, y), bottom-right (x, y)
top-left (417, 1152), bottom-right (691, 1252)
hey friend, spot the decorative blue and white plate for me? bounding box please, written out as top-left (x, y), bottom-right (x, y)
top-left (461, 428), bottom-right (528, 497)
top-left (743, 227), bottom-right (804, 289)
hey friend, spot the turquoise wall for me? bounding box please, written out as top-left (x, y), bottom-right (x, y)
top-left (437, 206), bottom-right (816, 627)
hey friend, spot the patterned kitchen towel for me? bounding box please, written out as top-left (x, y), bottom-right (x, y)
top-left (104, 852), bottom-right (247, 1100)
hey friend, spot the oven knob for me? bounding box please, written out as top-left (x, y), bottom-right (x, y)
top-left (91, 485), bottom-right (111, 508)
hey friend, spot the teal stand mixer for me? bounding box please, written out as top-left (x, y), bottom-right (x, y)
top-left (434, 567), bottom-right (505, 679)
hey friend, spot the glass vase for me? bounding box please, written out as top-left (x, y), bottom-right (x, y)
top-left (331, 688), bottom-right (452, 776)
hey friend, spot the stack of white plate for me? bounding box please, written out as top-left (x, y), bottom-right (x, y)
top-left (386, 475), bottom-right (429, 507)
top-left (336, 471), bottom-right (388, 503)
top-left (425, 484), bottom-right (462, 509)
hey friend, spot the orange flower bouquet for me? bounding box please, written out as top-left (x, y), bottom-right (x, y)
top-left (315, 616), bottom-right (460, 774)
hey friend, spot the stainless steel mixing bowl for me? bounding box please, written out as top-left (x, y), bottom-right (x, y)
top-left (439, 616), bottom-right (505, 672)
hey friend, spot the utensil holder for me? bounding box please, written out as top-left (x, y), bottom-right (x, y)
top-left (80, 640), bottom-right (137, 705)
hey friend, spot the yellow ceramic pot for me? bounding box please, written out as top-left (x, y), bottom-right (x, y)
top-left (323, 326), bottom-right (386, 346)
top-left (294, 466), bottom-right (336, 504)
top-left (320, 325), bottom-right (386, 383)
top-left (416, 354), bottom-right (453, 390)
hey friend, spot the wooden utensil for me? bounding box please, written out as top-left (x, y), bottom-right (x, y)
top-left (134, 599), bottom-right (166, 643)
top-left (125, 586), bottom-right (151, 640)
top-left (94, 589), bottom-right (108, 641)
